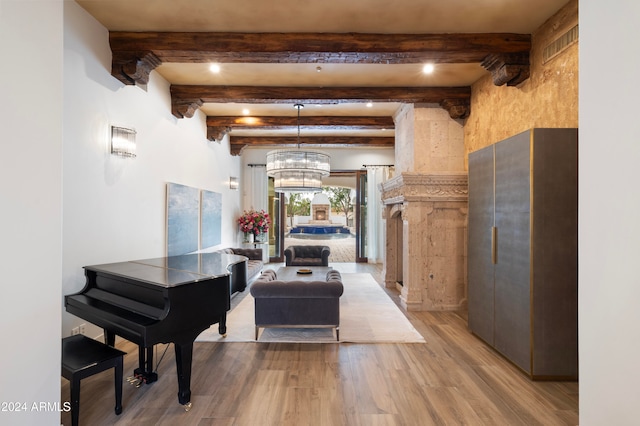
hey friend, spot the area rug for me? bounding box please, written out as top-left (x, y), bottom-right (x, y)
top-left (196, 273), bottom-right (425, 343)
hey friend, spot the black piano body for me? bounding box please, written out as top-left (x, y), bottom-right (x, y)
top-left (65, 252), bottom-right (247, 408)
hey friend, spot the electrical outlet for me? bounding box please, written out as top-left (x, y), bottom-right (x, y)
top-left (72, 327), bottom-right (80, 335)
top-left (79, 323), bottom-right (86, 335)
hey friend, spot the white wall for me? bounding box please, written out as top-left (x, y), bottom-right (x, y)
top-left (62, 2), bottom-right (241, 337)
top-left (579, 1), bottom-right (640, 424)
top-left (0, 1), bottom-right (63, 425)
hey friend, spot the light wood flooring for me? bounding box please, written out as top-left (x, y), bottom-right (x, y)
top-left (60, 263), bottom-right (578, 425)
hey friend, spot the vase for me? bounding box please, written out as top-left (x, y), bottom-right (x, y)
top-left (247, 233), bottom-right (254, 243)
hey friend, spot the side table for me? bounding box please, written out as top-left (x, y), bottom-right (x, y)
top-left (242, 241), bottom-right (269, 262)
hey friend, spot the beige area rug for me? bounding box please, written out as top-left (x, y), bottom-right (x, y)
top-left (196, 273), bottom-right (425, 343)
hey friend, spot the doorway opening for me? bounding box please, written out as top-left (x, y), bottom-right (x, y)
top-left (277, 171), bottom-right (368, 263)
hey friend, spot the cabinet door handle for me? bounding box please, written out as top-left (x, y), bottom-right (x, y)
top-left (491, 226), bottom-right (497, 264)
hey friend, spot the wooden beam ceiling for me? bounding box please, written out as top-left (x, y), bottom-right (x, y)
top-left (109, 31), bottom-right (531, 87)
top-left (109, 31), bottom-right (530, 64)
top-left (172, 85), bottom-right (472, 119)
top-left (206, 116), bottom-right (394, 141)
top-left (105, 31), bottom-right (531, 153)
top-left (206, 115), bottom-right (394, 129)
top-left (229, 136), bottom-right (394, 156)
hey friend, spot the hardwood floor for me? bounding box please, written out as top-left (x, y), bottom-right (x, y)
top-left (60, 263), bottom-right (578, 425)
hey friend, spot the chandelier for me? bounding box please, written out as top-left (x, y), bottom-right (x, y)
top-left (266, 104), bottom-right (330, 193)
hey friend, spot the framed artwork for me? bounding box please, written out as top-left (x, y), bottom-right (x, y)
top-left (166, 182), bottom-right (199, 256)
top-left (201, 190), bottom-right (222, 249)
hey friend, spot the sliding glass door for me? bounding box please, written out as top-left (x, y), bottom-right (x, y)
top-left (268, 178), bottom-right (285, 262)
top-left (355, 170), bottom-right (368, 262)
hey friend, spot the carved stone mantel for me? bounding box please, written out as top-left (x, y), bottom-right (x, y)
top-left (380, 172), bottom-right (469, 204)
top-left (380, 171), bottom-right (468, 311)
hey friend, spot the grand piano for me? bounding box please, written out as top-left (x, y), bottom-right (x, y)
top-left (65, 252), bottom-right (247, 410)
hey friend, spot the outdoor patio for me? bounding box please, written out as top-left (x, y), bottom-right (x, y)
top-left (284, 234), bottom-right (356, 262)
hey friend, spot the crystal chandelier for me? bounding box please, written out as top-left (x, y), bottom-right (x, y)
top-left (266, 104), bottom-right (330, 192)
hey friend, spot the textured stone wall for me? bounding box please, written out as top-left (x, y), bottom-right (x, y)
top-left (393, 104), bottom-right (415, 173)
top-left (414, 107), bottom-right (465, 173)
top-left (395, 104), bottom-right (466, 173)
top-left (464, 0), bottom-right (578, 161)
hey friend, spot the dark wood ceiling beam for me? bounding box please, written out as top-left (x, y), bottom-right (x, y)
top-left (208, 126), bottom-right (232, 142)
top-left (481, 52), bottom-right (530, 86)
top-left (111, 51), bottom-right (161, 86)
top-left (229, 136), bottom-right (394, 156)
top-left (172, 85), bottom-right (471, 119)
top-left (207, 115), bottom-right (394, 129)
top-left (109, 32), bottom-right (531, 87)
top-left (206, 116), bottom-right (395, 140)
top-left (109, 31), bottom-right (530, 64)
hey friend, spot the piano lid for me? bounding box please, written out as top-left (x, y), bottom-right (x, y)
top-left (84, 252), bottom-right (246, 288)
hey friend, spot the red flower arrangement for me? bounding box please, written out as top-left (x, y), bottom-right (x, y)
top-left (238, 209), bottom-right (271, 236)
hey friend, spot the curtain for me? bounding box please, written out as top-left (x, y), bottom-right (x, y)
top-left (365, 166), bottom-right (391, 263)
top-left (244, 165), bottom-right (268, 212)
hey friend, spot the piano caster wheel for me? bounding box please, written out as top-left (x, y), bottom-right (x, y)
top-left (183, 402), bottom-right (192, 412)
top-left (222, 333), bottom-right (227, 338)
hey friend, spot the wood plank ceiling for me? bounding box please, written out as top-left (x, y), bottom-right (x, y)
top-left (76, 0), bottom-right (570, 155)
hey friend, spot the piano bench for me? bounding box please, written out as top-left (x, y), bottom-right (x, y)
top-left (61, 335), bottom-right (127, 426)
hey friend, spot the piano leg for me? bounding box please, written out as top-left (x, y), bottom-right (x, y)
top-left (104, 329), bottom-right (116, 346)
top-left (174, 342), bottom-right (193, 409)
top-left (133, 346), bottom-right (158, 385)
top-left (218, 313), bottom-right (227, 336)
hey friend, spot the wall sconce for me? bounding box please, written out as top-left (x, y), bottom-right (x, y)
top-left (229, 177), bottom-right (239, 190)
top-left (111, 126), bottom-right (137, 158)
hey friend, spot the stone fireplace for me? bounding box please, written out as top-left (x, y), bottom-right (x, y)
top-left (379, 104), bottom-right (468, 311)
top-left (381, 172), bottom-right (467, 311)
top-left (309, 193), bottom-right (332, 224)
top-left (313, 206), bottom-right (328, 221)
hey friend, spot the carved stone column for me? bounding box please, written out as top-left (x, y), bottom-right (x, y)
top-left (382, 203), bottom-right (403, 290)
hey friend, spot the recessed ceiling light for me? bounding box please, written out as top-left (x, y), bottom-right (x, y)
top-left (316, 66), bottom-right (322, 73)
top-left (209, 63), bottom-right (221, 73)
top-left (242, 108), bottom-right (250, 115)
top-left (422, 63), bottom-right (435, 74)
top-left (366, 102), bottom-right (373, 108)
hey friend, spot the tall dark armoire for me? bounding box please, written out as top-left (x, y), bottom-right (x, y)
top-left (467, 128), bottom-right (578, 380)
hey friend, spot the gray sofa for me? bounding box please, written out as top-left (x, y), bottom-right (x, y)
top-left (250, 269), bottom-right (344, 340)
top-left (284, 245), bottom-right (330, 266)
top-left (217, 247), bottom-right (264, 295)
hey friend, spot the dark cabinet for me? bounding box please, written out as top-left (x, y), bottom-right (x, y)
top-left (468, 128), bottom-right (578, 379)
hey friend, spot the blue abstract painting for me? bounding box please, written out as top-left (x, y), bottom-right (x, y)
top-left (167, 183), bottom-right (199, 256)
top-left (201, 190), bottom-right (222, 249)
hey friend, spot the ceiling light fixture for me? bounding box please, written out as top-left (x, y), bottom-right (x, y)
top-left (266, 104), bottom-right (330, 193)
top-left (209, 63), bottom-right (221, 73)
top-left (422, 63), bottom-right (435, 74)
